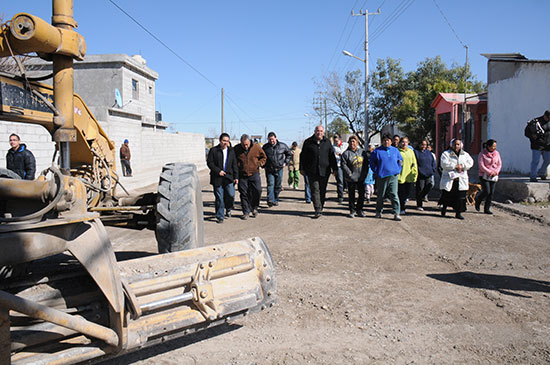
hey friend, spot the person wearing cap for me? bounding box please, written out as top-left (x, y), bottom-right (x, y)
top-left (120, 139), bottom-right (132, 177)
top-left (262, 131), bottom-right (292, 207)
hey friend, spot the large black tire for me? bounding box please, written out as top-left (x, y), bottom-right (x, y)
top-left (155, 163), bottom-right (205, 253)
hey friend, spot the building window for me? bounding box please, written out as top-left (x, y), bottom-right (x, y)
top-left (148, 85), bottom-right (153, 95)
top-left (132, 79), bottom-right (139, 100)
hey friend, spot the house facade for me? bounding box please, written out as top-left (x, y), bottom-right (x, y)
top-left (482, 53), bottom-right (550, 175)
top-left (432, 93), bottom-right (487, 158)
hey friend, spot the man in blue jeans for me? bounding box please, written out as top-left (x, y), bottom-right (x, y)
top-left (262, 132), bottom-right (292, 207)
top-left (526, 110), bottom-right (550, 182)
top-left (207, 133), bottom-right (239, 223)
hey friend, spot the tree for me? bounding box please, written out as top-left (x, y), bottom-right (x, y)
top-left (326, 117), bottom-right (350, 137)
top-left (369, 57), bottom-right (406, 142)
top-left (395, 56), bottom-right (485, 143)
top-left (316, 70), bottom-right (366, 144)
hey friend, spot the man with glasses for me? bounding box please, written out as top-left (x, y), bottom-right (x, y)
top-left (207, 133), bottom-right (238, 223)
top-left (6, 133), bottom-right (36, 180)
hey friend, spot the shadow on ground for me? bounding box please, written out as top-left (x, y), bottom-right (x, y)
top-left (427, 271), bottom-right (550, 298)
top-left (99, 323), bottom-right (242, 364)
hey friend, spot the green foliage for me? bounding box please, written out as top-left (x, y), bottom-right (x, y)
top-left (315, 55), bottom-right (486, 146)
top-left (369, 57), bottom-right (406, 142)
top-left (327, 117), bottom-right (350, 137)
top-left (392, 56), bottom-right (485, 143)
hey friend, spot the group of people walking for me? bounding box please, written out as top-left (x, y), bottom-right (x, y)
top-left (207, 126), bottom-right (503, 223)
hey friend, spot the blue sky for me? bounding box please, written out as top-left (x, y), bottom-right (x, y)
top-left (3, 1), bottom-right (549, 144)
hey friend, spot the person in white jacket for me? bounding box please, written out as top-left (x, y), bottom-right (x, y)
top-left (438, 138), bottom-right (474, 220)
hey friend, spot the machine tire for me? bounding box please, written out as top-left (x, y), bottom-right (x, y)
top-left (0, 168), bottom-right (21, 179)
top-left (155, 163), bottom-right (205, 253)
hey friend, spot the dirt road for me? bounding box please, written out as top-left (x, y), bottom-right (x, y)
top-left (105, 173), bottom-right (550, 364)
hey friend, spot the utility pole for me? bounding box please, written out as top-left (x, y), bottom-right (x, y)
top-left (221, 88), bottom-right (224, 134)
top-left (324, 98), bottom-right (327, 132)
top-left (352, 8), bottom-right (380, 144)
top-left (462, 45), bottom-right (469, 149)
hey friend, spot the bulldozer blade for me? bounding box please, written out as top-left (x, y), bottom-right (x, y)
top-left (119, 236), bottom-right (277, 351)
top-left (8, 237), bottom-right (276, 364)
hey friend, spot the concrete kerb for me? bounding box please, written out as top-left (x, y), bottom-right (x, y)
top-left (493, 202), bottom-right (550, 227)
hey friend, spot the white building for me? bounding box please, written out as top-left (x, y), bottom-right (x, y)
top-left (483, 53), bottom-right (550, 175)
top-left (1, 54), bottom-right (206, 183)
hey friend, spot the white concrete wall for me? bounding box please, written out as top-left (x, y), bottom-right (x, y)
top-left (0, 120), bottom-right (206, 183)
top-left (488, 62), bottom-right (550, 175)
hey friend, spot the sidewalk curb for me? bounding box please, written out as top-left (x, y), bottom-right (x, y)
top-left (493, 202), bottom-right (550, 226)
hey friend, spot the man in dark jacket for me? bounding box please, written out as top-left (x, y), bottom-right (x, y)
top-left (526, 110), bottom-right (550, 181)
top-left (414, 139), bottom-right (437, 210)
top-left (6, 133), bottom-right (36, 180)
top-left (300, 125), bottom-right (337, 218)
top-left (262, 132), bottom-right (291, 207)
top-left (120, 139), bottom-right (132, 177)
top-left (207, 133), bottom-right (239, 223)
top-left (234, 134), bottom-right (266, 219)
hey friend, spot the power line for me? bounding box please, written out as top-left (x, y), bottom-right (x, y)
top-left (178, 92), bottom-right (220, 121)
top-left (108, 0), bottom-right (218, 88)
top-left (326, 0), bottom-right (361, 71)
top-left (370, 0), bottom-right (415, 42)
top-left (432, 0), bottom-right (466, 48)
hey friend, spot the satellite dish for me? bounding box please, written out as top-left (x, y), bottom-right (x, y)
top-left (115, 88), bottom-right (122, 108)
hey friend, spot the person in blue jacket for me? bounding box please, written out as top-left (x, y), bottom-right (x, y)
top-left (369, 134), bottom-right (403, 221)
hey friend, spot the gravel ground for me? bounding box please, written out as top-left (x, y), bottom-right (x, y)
top-left (104, 171), bottom-right (550, 364)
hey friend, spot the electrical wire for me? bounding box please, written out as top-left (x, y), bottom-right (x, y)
top-left (326, 0), bottom-right (361, 71)
top-left (432, 0), bottom-right (466, 48)
top-left (108, 0), bottom-right (218, 88)
top-left (370, 0), bottom-right (416, 42)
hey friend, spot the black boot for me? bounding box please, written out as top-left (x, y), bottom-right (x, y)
top-left (456, 212), bottom-right (464, 220)
top-left (441, 205), bottom-right (447, 217)
top-left (484, 198), bottom-right (493, 215)
top-left (475, 195), bottom-right (481, 212)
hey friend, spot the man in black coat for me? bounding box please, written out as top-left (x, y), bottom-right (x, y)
top-left (6, 133), bottom-right (36, 180)
top-left (300, 125), bottom-right (337, 218)
top-left (262, 131), bottom-right (292, 207)
top-left (207, 133), bottom-right (239, 223)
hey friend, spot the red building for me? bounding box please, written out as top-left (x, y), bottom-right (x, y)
top-left (432, 92), bottom-right (487, 158)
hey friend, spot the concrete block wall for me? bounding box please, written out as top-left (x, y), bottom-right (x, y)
top-left (0, 120), bottom-right (206, 186)
top-left (488, 61), bottom-right (550, 175)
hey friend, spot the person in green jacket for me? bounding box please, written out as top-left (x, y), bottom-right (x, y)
top-left (397, 137), bottom-right (418, 215)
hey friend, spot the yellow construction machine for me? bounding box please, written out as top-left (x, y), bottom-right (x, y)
top-left (0, 2), bottom-right (276, 363)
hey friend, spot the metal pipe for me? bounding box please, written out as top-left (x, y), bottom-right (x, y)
top-left (90, 205), bottom-right (154, 212)
top-left (139, 292), bottom-right (194, 313)
top-left (52, 0), bottom-right (77, 170)
top-left (0, 290), bottom-right (119, 347)
top-left (0, 178), bottom-right (55, 202)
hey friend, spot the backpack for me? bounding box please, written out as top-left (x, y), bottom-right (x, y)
top-left (524, 118), bottom-right (543, 141)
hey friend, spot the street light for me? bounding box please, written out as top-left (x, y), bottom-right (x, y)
top-left (343, 49), bottom-right (369, 144)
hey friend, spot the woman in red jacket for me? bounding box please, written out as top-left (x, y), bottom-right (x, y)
top-left (476, 139), bottom-right (502, 214)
